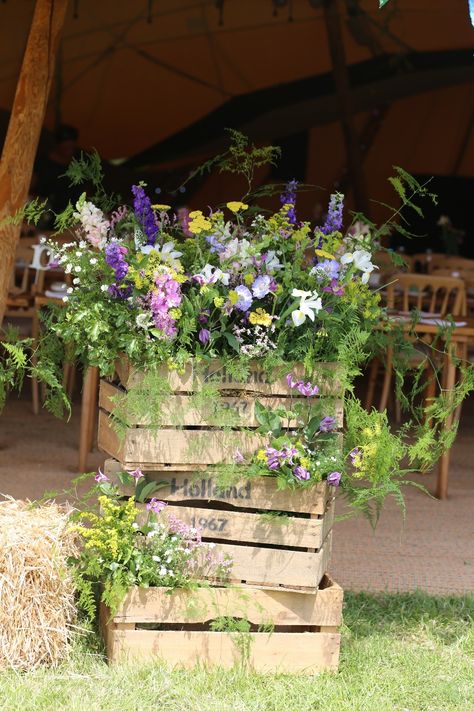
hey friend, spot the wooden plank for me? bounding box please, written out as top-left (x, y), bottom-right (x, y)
top-left (105, 629), bottom-right (341, 672)
top-left (221, 531), bottom-right (332, 589)
top-left (135, 503), bottom-right (328, 549)
top-left (115, 357), bottom-right (343, 396)
top-left (112, 576), bottom-right (343, 626)
top-left (99, 380), bottom-right (343, 429)
top-left (98, 410), bottom-right (266, 465)
top-left (103, 459), bottom-right (328, 514)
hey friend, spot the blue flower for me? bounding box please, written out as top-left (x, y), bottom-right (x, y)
top-left (312, 259), bottom-right (340, 281)
top-left (252, 275), bottom-right (271, 299)
top-left (235, 285), bottom-right (253, 311)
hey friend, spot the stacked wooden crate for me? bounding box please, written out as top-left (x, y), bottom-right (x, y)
top-left (98, 358), bottom-right (344, 672)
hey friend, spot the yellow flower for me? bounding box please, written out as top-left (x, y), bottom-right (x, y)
top-left (169, 308), bottom-right (182, 319)
top-left (214, 296), bottom-right (224, 308)
top-left (243, 273), bottom-right (254, 286)
top-left (151, 204), bottom-right (171, 210)
top-left (226, 201), bottom-right (249, 213)
top-left (228, 290), bottom-right (238, 305)
top-left (256, 449), bottom-right (267, 462)
top-left (315, 249), bottom-right (336, 261)
top-left (249, 308), bottom-right (272, 327)
top-left (189, 210), bottom-right (203, 218)
top-left (300, 457), bottom-right (310, 469)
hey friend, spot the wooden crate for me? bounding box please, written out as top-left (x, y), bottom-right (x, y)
top-left (104, 458), bottom-right (334, 592)
top-left (98, 358), bottom-right (343, 469)
top-left (100, 575), bottom-right (343, 673)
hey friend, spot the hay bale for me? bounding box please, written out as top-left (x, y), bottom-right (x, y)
top-left (0, 497), bottom-right (78, 670)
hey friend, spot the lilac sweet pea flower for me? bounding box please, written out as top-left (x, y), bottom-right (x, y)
top-left (293, 465), bottom-right (310, 481)
top-left (146, 498), bottom-right (168, 514)
top-left (319, 416), bottom-right (337, 432)
top-left (327, 471), bottom-right (342, 487)
top-left (349, 447), bottom-right (362, 463)
top-left (233, 449), bottom-right (245, 464)
top-left (235, 285), bottom-right (253, 311)
top-left (127, 468), bottom-right (144, 480)
top-left (286, 374), bottom-right (319, 397)
top-left (252, 275), bottom-right (271, 299)
top-left (95, 469), bottom-right (109, 483)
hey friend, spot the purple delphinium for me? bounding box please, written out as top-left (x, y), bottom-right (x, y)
top-left (131, 184), bottom-right (158, 245)
top-left (293, 465), bottom-right (310, 481)
top-left (280, 179), bottom-right (299, 225)
top-left (319, 416), bottom-right (337, 432)
top-left (198, 328), bottom-right (211, 344)
top-left (105, 243), bottom-right (128, 281)
top-left (327, 471), bottom-right (342, 487)
top-left (315, 193), bottom-right (344, 247)
top-left (108, 283), bottom-right (133, 300)
top-left (235, 285), bottom-right (253, 311)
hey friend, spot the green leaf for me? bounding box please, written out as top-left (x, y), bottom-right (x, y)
top-left (305, 415), bottom-right (321, 441)
top-left (135, 479), bottom-right (167, 503)
top-left (223, 332), bottom-right (240, 353)
top-left (379, 0), bottom-right (391, 6)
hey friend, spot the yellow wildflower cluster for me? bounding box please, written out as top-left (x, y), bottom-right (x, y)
top-left (243, 273), bottom-right (255, 286)
top-left (151, 204), bottom-right (171, 211)
top-left (228, 290), bottom-right (239, 305)
top-left (213, 296), bottom-right (224, 308)
top-left (249, 308), bottom-right (272, 327)
top-left (256, 449), bottom-right (267, 462)
top-left (70, 496), bottom-right (137, 559)
top-left (188, 210), bottom-right (212, 234)
top-left (226, 201), bottom-right (248, 213)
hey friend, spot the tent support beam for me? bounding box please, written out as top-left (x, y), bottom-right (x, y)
top-left (323, 0), bottom-right (369, 215)
top-left (0, 0), bottom-right (69, 326)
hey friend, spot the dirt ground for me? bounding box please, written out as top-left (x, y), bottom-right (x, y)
top-left (1, 392), bottom-right (473, 595)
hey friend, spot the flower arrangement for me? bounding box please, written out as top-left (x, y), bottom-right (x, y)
top-left (31, 136), bottom-right (473, 521)
top-left (70, 469), bottom-right (232, 616)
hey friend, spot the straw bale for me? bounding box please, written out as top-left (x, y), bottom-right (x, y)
top-left (0, 497), bottom-right (79, 670)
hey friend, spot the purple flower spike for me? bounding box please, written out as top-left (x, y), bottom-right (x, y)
top-left (146, 498), bottom-right (167, 514)
top-left (199, 328), bottom-right (211, 345)
top-left (317, 193), bottom-right (344, 236)
top-left (280, 179), bottom-right (299, 225)
top-left (293, 465), bottom-right (310, 481)
top-left (105, 243), bottom-right (128, 281)
top-left (132, 184), bottom-right (158, 245)
top-left (327, 471), bottom-right (342, 487)
top-left (319, 416), bottom-right (337, 432)
top-left (95, 468), bottom-right (109, 483)
top-left (127, 468), bottom-right (144, 480)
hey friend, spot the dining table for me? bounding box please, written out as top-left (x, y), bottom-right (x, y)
top-left (386, 314), bottom-right (474, 499)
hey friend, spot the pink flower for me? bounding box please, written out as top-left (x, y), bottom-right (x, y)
top-left (286, 373), bottom-right (319, 397)
top-left (127, 467), bottom-right (144, 480)
top-left (95, 468), bottom-right (109, 483)
top-left (233, 449), bottom-right (245, 464)
top-left (146, 498), bottom-right (167, 514)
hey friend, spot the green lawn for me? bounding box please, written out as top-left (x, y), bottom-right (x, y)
top-left (1, 592), bottom-right (473, 711)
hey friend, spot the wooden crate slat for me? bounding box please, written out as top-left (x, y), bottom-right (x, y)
top-left (135, 503), bottom-right (328, 548)
top-left (103, 458), bottom-right (329, 515)
top-left (100, 380), bottom-right (343, 429)
top-left (221, 531), bottom-right (332, 589)
top-left (112, 576), bottom-right (343, 626)
top-left (98, 410), bottom-right (266, 465)
top-left (115, 357), bottom-right (343, 396)
top-left (105, 629), bottom-right (341, 672)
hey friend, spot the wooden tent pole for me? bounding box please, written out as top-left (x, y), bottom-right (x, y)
top-left (323, 0), bottom-right (370, 215)
top-left (0, 0), bottom-right (69, 326)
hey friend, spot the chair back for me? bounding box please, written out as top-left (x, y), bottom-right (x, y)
top-left (386, 273), bottom-right (466, 316)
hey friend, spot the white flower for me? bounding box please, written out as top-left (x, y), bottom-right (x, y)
top-left (193, 263), bottom-right (230, 286)
top-left (141, 241), bottom-right (182, 267)
top-left (159, 566), bottom-right (168, 576)
top-left (340, 249), bottom-right (376, 284)
top-left (73, 278), bottom-right (81, 285)
top-left (74, 266), bottom-right (81, 273)
top-left (132, 522), bottom-right (139, 529)
top-left (136, 312), bottom-right (153, 330)
top-left (291, 289), bottom-right (323, 327)
top-left (152, 555), bottom-right (160, 561)
top-left (264, 250), bottom-right (282, 272)
top-left (100, 284), bottom-right (109, 292)
top-left (66, 287), bottom-right (73, 294)
top-left (65, 264), bottom-right (72, 274)
top-left (62, 296), bottom-right (68, 302)
top-left (90, 257), bottom-right (97, 265)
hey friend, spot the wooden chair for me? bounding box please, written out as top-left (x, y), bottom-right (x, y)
top-left (365, 273), bottom-right (466, 414)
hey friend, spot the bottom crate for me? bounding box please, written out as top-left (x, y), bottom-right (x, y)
top-left (100, 575), bottom-right (343, 673)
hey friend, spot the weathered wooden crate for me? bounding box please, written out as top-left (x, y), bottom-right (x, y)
top-left (100, 575), bottom-right (343, 673)
top-left (98, 358), bottom-right (343, 469)
top-left (104, 458), bottom-right (334, 591)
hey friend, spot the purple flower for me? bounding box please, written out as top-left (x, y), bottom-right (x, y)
top-left (322, 279), bottom-right (344, 297)
top-left (132, 184), bottom-right (158, 245)
top-left (286, 374), bottom-right (319, 397)
top-left (317, 193), bottom-right (344, 236)
top-left (313, 259), bottom-right (340, 281)
top-left (127, 467), bottom-right (144, 480)
top-left (327, 471), bottom-right (342, 487)
top-left (95, 468), bottom-right (109, 483)
top-left (349, 447), bottom-right (362, 463)
top-left (252, 275), bottom-right (271, 299)
top-left (293, 465), bottom-right (310, 481)
top-left (108, 283), bottom-right (133, 300)
top-left (233, 449), bottom-right (245, 464)
top-left (150, 272), bottom-right (182, 339)
top-left (319, 416), bottom-right (337, 432)
top-left (280, 179), bottom-right (299, 226)
top-left (206, 235), bottom-right (225, 254)
top-left (146, 498), bottom-right (167, 513)
top-left (235, 285), bottom-right (253, 311)
top-left (105, 243), bottom-right (128, 281)
top-left (199, 328), bottom-right (211, 344)
top-left (264, 445), bottom-right (298, 470)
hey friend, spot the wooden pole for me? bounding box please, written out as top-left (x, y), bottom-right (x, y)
top-left (0, 0), bottom-right (69, 326)
top-left (323, 0), bottom-right (369, 215)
